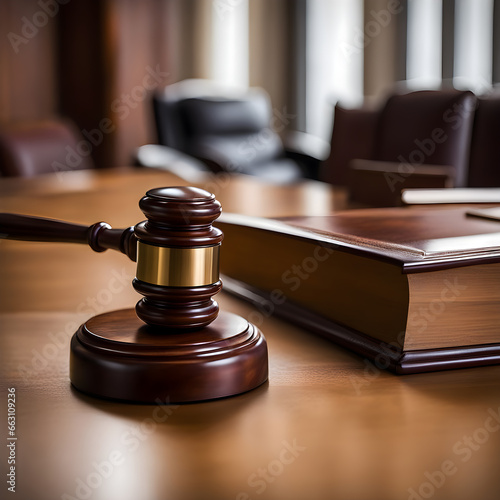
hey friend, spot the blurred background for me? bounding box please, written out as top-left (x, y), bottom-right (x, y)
top-left (0, 0), bottom-right (498, 169)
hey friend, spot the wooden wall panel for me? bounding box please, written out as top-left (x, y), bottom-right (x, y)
top-left (58, 0), bottom-right (112, 167)
top-left (249, 0), bottom-right (293, 132)
top-left (58, 0), bottom-right (175, 168)
top-left (104, 0), bottom-right (172, 167)
top-left (0, 0), bottom-right (58, 124)
top-left (1, 0), bottom-right (178, 168)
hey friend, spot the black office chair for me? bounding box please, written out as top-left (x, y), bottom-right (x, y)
top-left (149, 79), bottom-right (329, 184)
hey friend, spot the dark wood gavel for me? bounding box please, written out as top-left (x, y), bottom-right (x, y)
top-left (0, 186), bottom-right (223, 329)
top-left (1, 185), bottom-right (268, 403)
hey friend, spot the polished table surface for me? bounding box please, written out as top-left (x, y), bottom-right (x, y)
top-left (1, 168), bottom-right (499, 500)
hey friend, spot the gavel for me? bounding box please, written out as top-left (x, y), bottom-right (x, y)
top-left (0, 186), bottom-right (268, 403)
top-left (0, 186), bottom-right (223, 329)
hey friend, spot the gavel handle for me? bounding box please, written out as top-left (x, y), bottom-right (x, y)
top-left (0, 213), bottom-right (137, 262)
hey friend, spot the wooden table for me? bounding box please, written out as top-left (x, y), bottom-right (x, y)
top-left (1, 168), bottom-right (499, 500)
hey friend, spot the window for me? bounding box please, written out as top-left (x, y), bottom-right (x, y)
top-left (407, 0), bottom-right (442, 88)
top-left (306, 0), bottom-right (364, 139)
top-left (454, 0), bottom-right (494, 92)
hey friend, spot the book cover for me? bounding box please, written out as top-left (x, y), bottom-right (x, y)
top-left (216, 207), bottom-right (500, 373)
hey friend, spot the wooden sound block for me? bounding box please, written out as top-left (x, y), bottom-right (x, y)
top-left (70, 309), bottom-right (268, 403)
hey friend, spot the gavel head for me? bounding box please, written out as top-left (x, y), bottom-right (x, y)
top-left (131, 186), bottom-right (223, 330)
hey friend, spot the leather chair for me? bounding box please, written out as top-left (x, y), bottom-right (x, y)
top-left (151, 79), bottom-right (329, 184)
top-left (318, 103), bottom-right (380, 186)
top-left (348, 90), bottom-right (477, 206)
top-left (468, 93), bottom-right (500, 187)
top-left (0, 119), bottom-right (95, 177)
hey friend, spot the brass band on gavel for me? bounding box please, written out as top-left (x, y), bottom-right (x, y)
top-left (135, 241), bottom-right (220, 287)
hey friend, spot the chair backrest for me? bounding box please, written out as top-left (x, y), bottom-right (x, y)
top-left (468, 93), bottom-right (500, 187)
top-left (152, 79), bottom-right (284, 172)
top-left (318, 103), bottom-right (380, 186)
top-left (0, 119), bottom-right (95, 177)
top-left (153, 79), bottom-right (212, 151)
top-left (373, 90), bottom-right (476, 187)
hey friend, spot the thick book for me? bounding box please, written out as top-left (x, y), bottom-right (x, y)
top-left (215, 207), bottom-right (500, 374)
